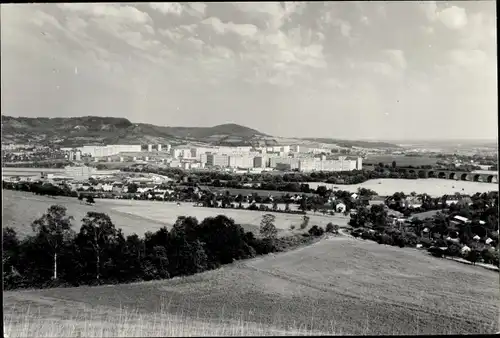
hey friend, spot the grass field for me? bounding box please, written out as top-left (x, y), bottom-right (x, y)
top-left (4, 235), bottom-right (499, 336)
top-left (306, 178), bottom-right (498, 197)
top-left (2, 190), bottom-right (350, 238)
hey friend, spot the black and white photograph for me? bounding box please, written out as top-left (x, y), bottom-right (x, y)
top-left (1, 1), bottom-right (498, 336)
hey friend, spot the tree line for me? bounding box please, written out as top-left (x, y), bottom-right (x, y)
top-left (120, 165), bottom-right (427, 187)
top-left (3, 207), bottom-right (332, 291)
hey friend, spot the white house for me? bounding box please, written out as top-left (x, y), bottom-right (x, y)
top-left (485, 238), bottom-right (493, 245)
top-left (472, 235), bottom-right (480, 241)
top-left (336, 202), bottom-right (346, 213)
top-left (460, 245), bottom-right (471, 255)
top-left (453, 215), bottom-right (470, 224)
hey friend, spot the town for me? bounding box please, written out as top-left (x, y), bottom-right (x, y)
top-left (2, 1), bottom-right (498, 337)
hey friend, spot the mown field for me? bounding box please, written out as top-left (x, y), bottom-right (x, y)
top-left (306, 178), bottom-right (498, 197)
top-left (4, 236), bottom-right (499, 336)
top-left (2, 190), bottom-right (349, 238)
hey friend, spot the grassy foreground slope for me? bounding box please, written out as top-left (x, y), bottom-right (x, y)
top-left (4, 236), bottom-right (499, 336)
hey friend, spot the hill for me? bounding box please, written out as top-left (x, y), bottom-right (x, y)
top-left (4, 234), bottom-right (498, 335)
top-left (1, 116), bottom-right (277, 147)
top-left (302, 137), bottom-right (401, 149)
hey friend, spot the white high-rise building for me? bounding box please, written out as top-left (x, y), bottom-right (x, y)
top-left (158, 144), bottom-right (162, 152)
top-left (148, 144), bottom-right (153, 152)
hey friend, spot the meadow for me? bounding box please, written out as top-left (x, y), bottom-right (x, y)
top-left (306, 178), bottom-right (498, 197)
top-left (4, 235), bottom-right (499, 336)
top-left (2, 190), bottom-right (350, 238)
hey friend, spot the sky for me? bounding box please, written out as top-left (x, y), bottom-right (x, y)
top-left (1, 2), bottom-right (497, 140)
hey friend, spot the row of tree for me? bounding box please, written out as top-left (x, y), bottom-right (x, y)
top-left (3, 206), bottom-right (328, 291)
top-left (3, 180), bottom-right (77, 197)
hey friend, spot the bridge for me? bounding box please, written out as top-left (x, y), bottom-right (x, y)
top-left (398, 168), bottom-right (498, 183)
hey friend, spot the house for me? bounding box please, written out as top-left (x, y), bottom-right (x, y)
top-left (460, 245), bottom-right (471, 255)
top-left (336, 202), bottom-right (346, 213)
top-left (446, 195), bottom-right (473, 206)
top-left (485, 238), bottom-right (493, 245)
top-left (112, 183), bottom-right (124, 194)
top-left (472, 235), bottom-right (480, 241)
top-left (404, 196), bottom-right (423, 209)
top-left (452, 215), bottom-right (470, 225)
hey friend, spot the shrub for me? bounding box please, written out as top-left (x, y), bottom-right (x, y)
top-left (378, 233), bottom-right (394, 245)
top-left (419, 237), bottom-right (432, 248)
top-left (308, 225), bottom-right (324, 237)
top-left (325, 223), bottom-right (334, 233)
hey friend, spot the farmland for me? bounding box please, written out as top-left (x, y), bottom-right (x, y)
top-left (4, 235), bottom-right (499, 335)
top-left (305, 178), bottom-right (498, 197)
top-left (2, 190), bottom-right (350, 238)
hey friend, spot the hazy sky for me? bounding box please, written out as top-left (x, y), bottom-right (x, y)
top-left (1, 2), bottom-right (497, 140)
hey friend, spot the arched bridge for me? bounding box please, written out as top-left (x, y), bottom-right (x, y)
top-left (398, 168), bottom-right (498, 183)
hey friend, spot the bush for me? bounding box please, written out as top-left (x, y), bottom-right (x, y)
top-left (378, 233), bottom-right (394, 245)
top-left (308, 225), bottom-right (324, 237)
top-left (361, 230), bottom-right (374, 241)
top-left (325, 223), bottom-right (334, 233)
top-left (419, 237), bottom-right (432, 248)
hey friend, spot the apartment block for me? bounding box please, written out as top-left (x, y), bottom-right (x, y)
top-left (253, 156), bottom-right (267, 168)
top-left (228, 155), bottom-right (254, 169)
top-left (207, 154), bottom-right (229, 167)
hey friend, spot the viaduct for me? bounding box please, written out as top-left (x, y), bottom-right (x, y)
top-left (397, 168), bottom-right (498, 183)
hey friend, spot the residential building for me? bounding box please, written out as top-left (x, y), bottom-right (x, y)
top-left (207, 154), bottom-right (229, 167)
top-left (228, 155), bottom-right (254, 169)
top-left (64, 166), bottom-right (95, 180)
top-left (78, 145), bottom-right (141, 158)
top-left (253, 156), bottom-right (266, 168)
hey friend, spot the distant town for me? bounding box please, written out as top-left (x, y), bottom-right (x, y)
top-left (1, 142), bottom-right (498, 185)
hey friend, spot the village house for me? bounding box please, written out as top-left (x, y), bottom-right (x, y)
top-left (450, 215), bottom-right (470, 227)
top-left (335, 202), bottom-right (347, 213)
top-left (403, 196), bottom-right (423, 209)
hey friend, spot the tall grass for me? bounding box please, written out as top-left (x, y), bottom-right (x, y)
top-left (3, 305), bottom-right (330, 337)
top-left (5, 304), bottom-right (497, 337)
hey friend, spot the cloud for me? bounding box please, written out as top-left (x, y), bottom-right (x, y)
top-left (187, 3), bottom-right (206, 18)
top-left (59, 3), bottom-right (151, 24)
top-left (149, 3), bottom-right (183, 16)
top-left (383, 50), bottom-right (407, 70)
top-left (437, 6), bottom-right (467, 30)
top-left (449, 49), bottom-right (487, 68)
top-left (232, 2), bottom-right (299, 30)
top-left (422, 1), bottom-right (438, 22)
top-left (201, 17), bottom-right (258, 37)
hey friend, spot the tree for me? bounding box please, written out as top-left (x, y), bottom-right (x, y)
top-left (392, 161), bottom-right (397, 169)
top-left (333, 223), bottom-right (340, 234)
top-left (86, 195), bottom-right (95, 205)
top-left (300, 215), bottom-right (310, 230)
top-left (465, 249), bottom-right (479, 265)
top-left (127, 183), bottom-right (138, 194)
top-left (272, 201), bottom-right (278, 211)
top-left (326, 223), bottom-right (334, 233)
top-left (316, 186), bottom-right (328, 197)
top-left (260, 214), bottom-right (278, 240)
top-left (308, 225), bottom-right (324, 237)
top-left (78, 212), bottom-right (118, 281)
top-left (3, 227), bottom-right (20, 283)
top-left (31, 205), bottom-right (75, 280)
top-left (78, 194), bottom-right (84, 203)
